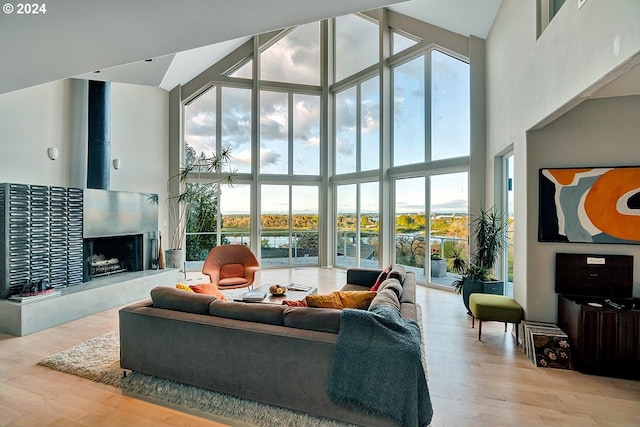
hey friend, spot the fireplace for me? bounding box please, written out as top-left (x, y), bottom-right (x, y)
top-left (83, 234), bottom-right (143, 281)
top-left (82, 188), bottom-right (159, 283)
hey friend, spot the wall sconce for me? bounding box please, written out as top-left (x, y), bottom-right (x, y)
top-left (47, 147), bottom-right (59, 160)
top-left (112, 158), bottom-right (121, 170)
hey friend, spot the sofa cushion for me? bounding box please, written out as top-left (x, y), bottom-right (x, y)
top-left (283, 307), bottom-right (341, 334)
top-left (370, 264), bottom-right (393, 291)
top-left (388, 264), bottom-right (407, 284)
top-left (306, 291), bottom-right (377, 310)
top-left (209, 300), bottom-right (286, 325)
top-left (189, 283), bottom-right (228, 301)
top-left (150, 286), bottom-right (217, 315)
top-left (400, 273), bottom-right (416, 304)
top-left (219, 277), bottom-right (249, 286)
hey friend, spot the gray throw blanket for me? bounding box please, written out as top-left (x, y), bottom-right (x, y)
top-left (328, 305), bottom-right (433, 427)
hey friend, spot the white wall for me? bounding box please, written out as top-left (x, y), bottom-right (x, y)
top-left (527, 95), bottom-right (640, 321)
top-left (0, 79), bottom-right (170, 236)
top-left (0, 80), bottom-right (78, 186)
top-left (486, 0), bottom-right (640, 321)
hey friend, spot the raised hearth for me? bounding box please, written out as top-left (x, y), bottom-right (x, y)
top-left (0, 269), bottom-right (178, 336)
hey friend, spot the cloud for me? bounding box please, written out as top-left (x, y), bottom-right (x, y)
top-left (296, 136), bottom-right (319, 149)
top-left (260, 116), bottom-right (287, 140)
top-left (337, 138), bottom-right (355, 156)
top-left (260, 148), bottom-right (282, 166)
top-left (221, 87), bottom-right (251, 156)
top-left (232, 148), bottom-right (252, 166)
top-left (361, 99), bottom-right (379, 134)
top-left (335, 88), bottom-right (356, 129)
top-left (261, 22), bottom-right (320, 85)
top-left (293, 95), bottom-right (320, 146)
top-left (335, 14), bottom-right (379, 80)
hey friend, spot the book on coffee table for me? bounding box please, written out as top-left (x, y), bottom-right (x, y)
top-left (287, 283), bottom-right (312, 292)
top-left (239, 290), bottom-right (267, 302)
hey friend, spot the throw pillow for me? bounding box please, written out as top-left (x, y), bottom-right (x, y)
top-left (338, 291), bottom-right (377, 309)
top-left (282, 299), bottom-right (307, 307)
top-left (370, 264), bottom-right (393, 291)
top-left (306, 291), bottom-right (343, 309)
top-left (189, 283), bottom-right (228, 301)
top-left (306, 291), bottom-right (377, 310)
top-left (176, 283), bottom-right (195, 293)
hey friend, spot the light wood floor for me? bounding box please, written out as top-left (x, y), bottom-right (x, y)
top-left (1, 267), bottom-right (639, 426)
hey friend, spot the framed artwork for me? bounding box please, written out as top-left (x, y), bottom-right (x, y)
top-left (538, 166), bottom-right (640, 244)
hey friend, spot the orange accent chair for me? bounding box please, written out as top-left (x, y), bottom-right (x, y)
top-left (202, 245), bottom-right (260, 290)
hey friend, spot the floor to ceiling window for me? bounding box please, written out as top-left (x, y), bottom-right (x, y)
top-left (179, 9), bottom-right (476, 274)
top-left (389, 47), bottom-right (471, 285)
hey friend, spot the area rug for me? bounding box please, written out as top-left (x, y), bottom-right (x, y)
top-left (38, 305), bottom-right (426, 427)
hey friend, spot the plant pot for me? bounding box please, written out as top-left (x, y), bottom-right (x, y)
top-left (164, 249), bottom-right (184, 269)
top-left (462, 278), bottom-right (504, 313)
top-left (430, 259), bottom-right (447, 277)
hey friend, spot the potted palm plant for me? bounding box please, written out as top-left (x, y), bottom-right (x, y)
top-left (164, 146), bottom-right (236, 268)
top-left (452, 205), bottom-right (509, 312)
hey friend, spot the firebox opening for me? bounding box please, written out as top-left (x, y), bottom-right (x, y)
top-left (83, 234), bottom-right (143, 281)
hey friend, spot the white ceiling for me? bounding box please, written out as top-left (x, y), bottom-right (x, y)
top-left (0, 0), bottom-right (503, 95)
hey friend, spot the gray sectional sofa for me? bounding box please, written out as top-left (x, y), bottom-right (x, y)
top-left (119, 267), bottom-right (418, 426)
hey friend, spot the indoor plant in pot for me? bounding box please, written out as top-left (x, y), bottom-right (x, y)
top-left (452, 205), bottom-right (509, 313)
top-left (430, 249), bottom-right (447, 277)
top-left (165, 146), bottom-right (236, 269)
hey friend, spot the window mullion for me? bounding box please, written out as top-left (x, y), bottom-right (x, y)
top-left (288, 92), bottom-right (294, 176)
top-left (424, 53), bottom-right (432, 163)
top-left (215, 86), bottom-right (223, 247)
top-left (356, 83), bottom-right (362, 173)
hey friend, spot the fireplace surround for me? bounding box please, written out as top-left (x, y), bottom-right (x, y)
top-left (0, 185), bottom-right (175, 336)
top-left (0, 185), bottom-right (159, 298)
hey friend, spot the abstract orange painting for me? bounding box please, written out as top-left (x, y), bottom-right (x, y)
top-left (539, 167), bottom-right (640, 243)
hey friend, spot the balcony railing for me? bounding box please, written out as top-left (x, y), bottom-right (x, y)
top-left (187, 230), bottom-right (468, 287)
top-left (186, 230), bottom-right (319, 267)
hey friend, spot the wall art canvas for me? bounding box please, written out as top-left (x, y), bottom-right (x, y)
top-left (539, 167), bottom-right (640, 244)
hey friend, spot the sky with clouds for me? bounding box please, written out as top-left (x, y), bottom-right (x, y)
top-left (184, 15), bottom-right (470, 216)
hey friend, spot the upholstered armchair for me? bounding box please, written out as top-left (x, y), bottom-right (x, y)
top-left (201, 245), bottom-right (260, 290)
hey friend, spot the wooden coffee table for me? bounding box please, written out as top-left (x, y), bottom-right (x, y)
top-left (251, 283), bottom-right (317, 304)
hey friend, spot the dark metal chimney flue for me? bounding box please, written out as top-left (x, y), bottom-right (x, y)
top-left (87, 80), bottom-right (111, 190)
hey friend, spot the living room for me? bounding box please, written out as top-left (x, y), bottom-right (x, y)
top-left (0, 0), bottom-right (639, 425)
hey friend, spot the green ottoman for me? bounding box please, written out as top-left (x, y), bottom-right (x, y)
top-left (469, 293), bottom-right (523, 341)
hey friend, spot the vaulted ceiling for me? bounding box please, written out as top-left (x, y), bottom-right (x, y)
top-left (0, 0), bottom-right (503, 95)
